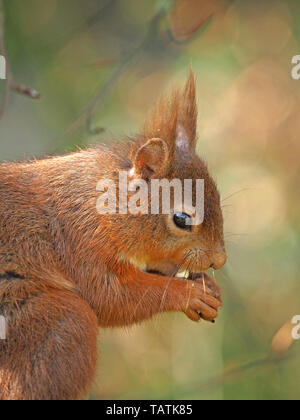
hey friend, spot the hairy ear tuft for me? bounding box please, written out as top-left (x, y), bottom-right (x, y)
top-left (139, 69), bottom-right (198, 164)
top-left (134, 138), bottom-right (169, 179)
top-left (143, 92), bottom-right (179, 158)
top-left (176, 68), bottom-right (198, 153)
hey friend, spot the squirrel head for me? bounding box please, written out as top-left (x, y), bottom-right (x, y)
top-left (102, 70), bottom-right (226, 277)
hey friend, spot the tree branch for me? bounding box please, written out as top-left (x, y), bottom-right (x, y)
top-left (61, 7), bottom-right (166, 139)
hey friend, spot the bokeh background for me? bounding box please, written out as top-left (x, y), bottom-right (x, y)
top-left (0, 0), bottom-right (299, 400)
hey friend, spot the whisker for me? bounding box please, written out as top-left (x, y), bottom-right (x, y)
top-left (132, 286), bottom-right (152, 322)
top-left (224, 232), bottom-right (248, 238)
top-left (202, 273), bottom-right (206, 297)
top-left (158, 275), bottom-right (178, 315)
top-left (221, 188), bottom-right (252, 203)
top-left (170, 252), bottom-right (190, 278)
top-left (224, 239), bottom-right (239, 245)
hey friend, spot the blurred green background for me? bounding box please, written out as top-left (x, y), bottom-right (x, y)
top-left (0, 0), bottom-right (299, 400)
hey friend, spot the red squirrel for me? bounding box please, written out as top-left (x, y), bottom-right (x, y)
top-left (0, 70), bottom-right (226, 400)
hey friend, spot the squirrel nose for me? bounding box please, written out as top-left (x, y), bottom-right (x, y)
top-left (200, 249), bottom-right (227, 271)
top-left (211, 250), bottom-right (227, 270)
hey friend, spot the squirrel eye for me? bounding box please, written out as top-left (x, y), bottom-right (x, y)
top-left (173, 213), bottom-right (192, 231)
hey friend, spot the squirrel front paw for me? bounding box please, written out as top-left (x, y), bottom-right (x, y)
top-left (177, 274), bottom-right (222, 323)
top-left (188, 272), bottom-right (222, 304)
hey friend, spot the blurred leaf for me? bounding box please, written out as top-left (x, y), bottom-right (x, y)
top-left (271, 319), bottom-right (295, 358)
top-left (166, 0), bottom-right (220, 43)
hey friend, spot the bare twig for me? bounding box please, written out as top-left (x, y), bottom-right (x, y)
top-left (10, 83), bottom-right (41, 99)
top-left (113, 348), bottom-right (299, 400)
top-left (61, 8), bottom-right (166, 139)
top-left (65, 53), bottom-right (136, 137)
top-left (168, 350), bottom-right (300, 399)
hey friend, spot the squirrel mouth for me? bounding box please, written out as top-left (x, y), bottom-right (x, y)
top-left (145, 265), bottom-right (222, 303)
top-left (146, 268), bottom-right (221, 299)
top-left (145, 262), bottom-right (218, 285)
top-left (146, 267), bottom-right (204, 281)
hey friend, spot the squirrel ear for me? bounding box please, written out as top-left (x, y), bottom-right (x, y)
top-left (134, 138), bottom-right (169, 178)
top-left (176, 69), bottom-right (198, 154)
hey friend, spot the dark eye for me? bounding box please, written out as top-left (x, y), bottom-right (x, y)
top-left (173, 213), bottom-right (192, 231)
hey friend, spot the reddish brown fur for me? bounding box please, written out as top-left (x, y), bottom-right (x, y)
top-left (0, 71), bottom-right (226, 400)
